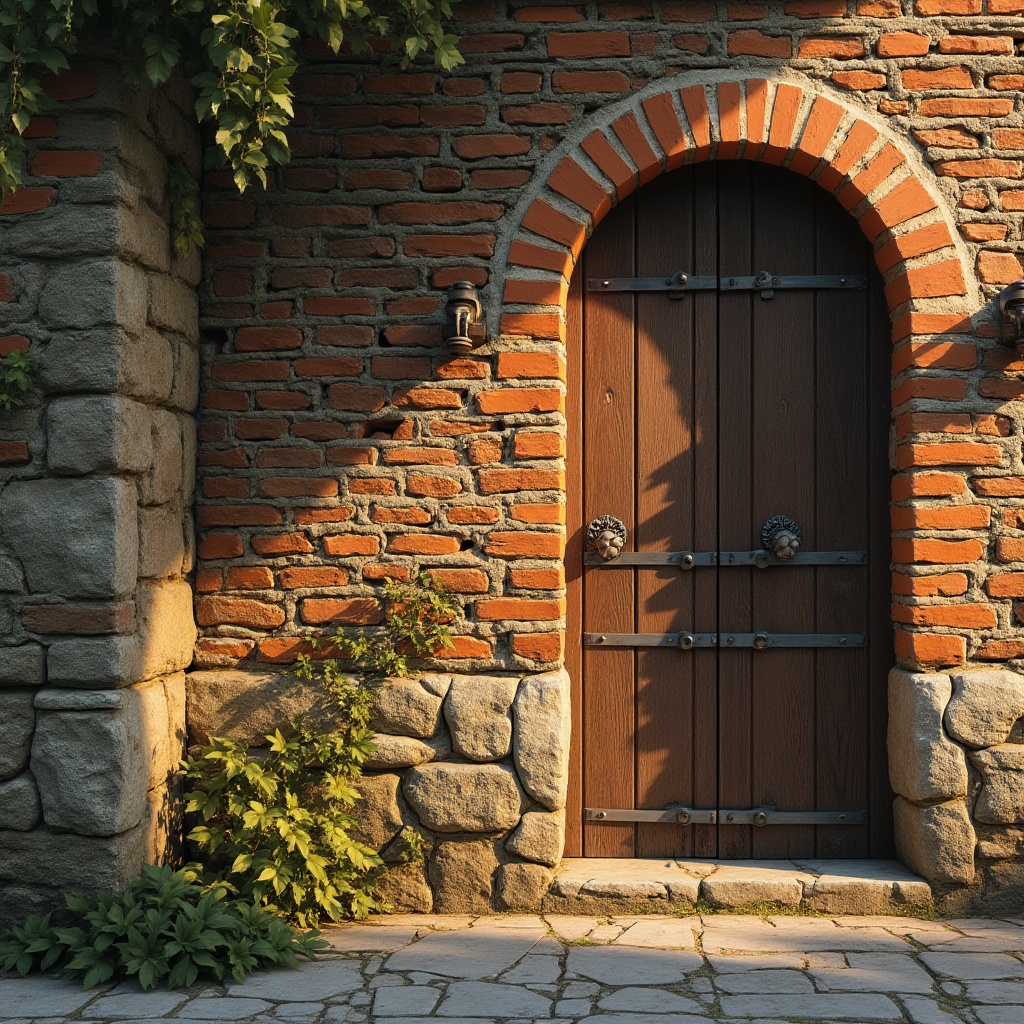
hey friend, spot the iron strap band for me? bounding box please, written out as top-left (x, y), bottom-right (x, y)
top-left (586, 272), bottom-right (867, 294)
top-left (585, 806), bottom-right (868, 826)
top-left (583, 549), bottom-right (867, 568)
top-left (584, 632), bottom-right (867, 649)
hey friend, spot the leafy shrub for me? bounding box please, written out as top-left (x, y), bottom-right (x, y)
top-left (181, 669), bottom-right (383, 928)
top-left (0, 864), bottom-right (326, 990)
top-left (323, 569), bottom-right (462, 678)
top-left (0, 349), bottom-right (35, 417)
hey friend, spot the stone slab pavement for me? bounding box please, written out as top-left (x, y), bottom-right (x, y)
top-left (2, 914), bottom-right (1023, 1024)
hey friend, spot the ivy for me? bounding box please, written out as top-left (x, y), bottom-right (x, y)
top-left (0, 1), bottom-right (463, 252)
top-left (0, 348), bottom-right (35, 417)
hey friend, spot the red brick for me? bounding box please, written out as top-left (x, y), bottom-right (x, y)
top-left (522, 199), bottom-right (585, 250)
top-left (892, 538), bottom-right (984, 564)
top-left (301, 598), bottom-right (382, 626)
top-left (427, 568), bottom-right (490, 593)
top-left (547, 32), bottom-right (630, 58)
top-left (22, 602), bottom-right (133, 635)
top-left (717, 82), bottom-right (742, 161)
top-left (196, 596), bottom-right (285, 629)
top-left (452, 135), bottom-right (532, 160)
top-left (581, 130), bottom-right (636, 197)
top-left (448, 505), bottom-right (501, 524)
top-left (225, 566), bottom-right (274, 590)
top-left (896, 442), bottom-right (1001, 469)
top-left (511, 631), bottom-right (563, 661)
top-left (485, 532), bottom-right (562, 558)
top-left (936, 159), bottom-right (1022, 180)
top-left (478, 468), bottom-right (563, 494)
top-left (379, 202), bottom-right (503, 225)
top-left (323, 535), bottom-right (380, 556)
top-left (939, 35), bottom-right (1013, 55)
top-left (832, 71), bottom-right (887, 92)
top-left (0, 188), bottom-right (52, 215)
top-left (762, 82), bottom-right (802, 166)
top-left (919, 99), bottom-right (1013, 118)
top-left (798, 36), bottom-right (865, 59)
top-left (0, 441), bottom-right (30, 466)
top-left (502, 103), bottom-right (574, 125)
top-left (234, 327), bottom-right (302, 352)
top-left (728, 30), bottom-right (792, 57)
top-left (515, 5), bottom-right (584, 20)
top-left (477, 597), bottom-right (564, 621)
top-left (388, 533), bottom-right (462, 555)
top-left (407, 474), bottom-right (463, 497)
top-left (548, 157), bottom-right (611, 220)
top-left (30, 150), bottom-right (100, 177)
top-left (278, 567), bottom-right (350, 589)
top-left (477, 387), bottom-right (563, 414)
top-left (251, 532), bottom-right (314, 555)
top-left (552, 71), bottom-right (630, 93)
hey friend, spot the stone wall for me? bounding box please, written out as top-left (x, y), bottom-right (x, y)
top-left (185, 667), bottom-right (571, 912)
top-left (0, 59), bottom-right (200, 923)
top-left (889, 664), bottom-right (1024, 912)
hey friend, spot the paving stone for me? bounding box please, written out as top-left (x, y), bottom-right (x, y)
top-left (83, 988), bottom-right (189, 1017)
top-left (585, 923), bottom-right (623, 941)
top-left (701, 915), bottom-right (908, 953)
top-left (225, 962), bottom-right (361, 1000)
top-left (597, 987), bottom-right (704, 1012)
top-left (175, 997), bottom-right (275, 1019)
top-left (437, 981), bottom-right (551, 1017)
top-left (713, 969), bottom-right (815, 993)
top-left (612, 917), bottom-right (700, 948)
top-left (566, 945), bottom-right (702, 985)
top-left (707, 953), bottom-right (807, 972)
top-left (498, 955), bottom-right (561, 984)
top-left (0, 978), bottom-right (98, 1016)
top-left (922, 922), bottom-right (1024, 952)
top-left (561, 982), bottom-right (600, 997)
top-left (577, 1016), bottom-right (711, 1024)
top-left (555, 998), bottom-right (593, 1016)
top-left (920, 952), bottom-right (1024, 979)
top-left (320, 924), bottom-right (422, 952)
top-left (371, 985), bottom-right (441, 1016)
top-left (720, 992), bottom-right (903, 1020)
top-left (811, 952), bottom-right (934, 994)
top-left (700, 862), bottom-right (807, 908)
top-left (965, 980), bottom-right (1024, 1003)
top-left (902, 996), bottom-right (964, 1024)
top-left (384, 924), bottom-right (545, 978)
top-left (272, 1001), bottom-right (327, 1019)
top-left (976, 1008), bottom-right (1024, 1024)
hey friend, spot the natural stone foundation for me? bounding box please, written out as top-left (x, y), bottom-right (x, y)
top-left (888, 665), bottom-right (1024, 913)
top-left (185, 667), bottom-right (570, 913)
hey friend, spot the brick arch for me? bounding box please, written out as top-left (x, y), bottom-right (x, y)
top-left (499, 76), bottom-right (978, 354)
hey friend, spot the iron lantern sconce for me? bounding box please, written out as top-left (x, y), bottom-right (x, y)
top-left (998, 279), bottom-right (1024, 351)
top-left (443, 280), bottom-right (487, 355)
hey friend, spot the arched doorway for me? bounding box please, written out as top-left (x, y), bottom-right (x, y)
top-left (564, 161), bottom-right (894, 861)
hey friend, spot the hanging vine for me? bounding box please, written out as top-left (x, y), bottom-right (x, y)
top-left (0, 1), bottom-right (463, 252)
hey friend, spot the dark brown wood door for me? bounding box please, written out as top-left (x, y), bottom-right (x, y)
top-left (565, 162), bottom-right (893, 860)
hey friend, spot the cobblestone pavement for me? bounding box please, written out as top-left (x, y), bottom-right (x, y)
top-left (2, 914), bottom-right (1023, 1024)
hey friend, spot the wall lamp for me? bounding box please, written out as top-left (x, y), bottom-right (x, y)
top-left (998, 279), bottom-right (1024, 350)
top-left (443, 281), bottom-right (487, 355)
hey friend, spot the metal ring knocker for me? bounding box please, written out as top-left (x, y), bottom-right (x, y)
top-left (761, 515), bottom-right (802, 561)
top-left (678, 633), bottom-right (695, 650)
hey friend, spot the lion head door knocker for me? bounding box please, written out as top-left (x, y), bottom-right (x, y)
top-left (761, 515), bottom-right (802, 561)
top-left (586, 515), bottom-right (627, 561)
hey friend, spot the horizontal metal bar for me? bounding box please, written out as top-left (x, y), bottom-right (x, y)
top-left (584, 550), bottom-right (867, 568)
top-left (584, 632), bottom-right (867, 649)
top-left (585, 274), bottom-right (866, 294)
top-left (586, 806), bottom-right (868, 826)
top-left (719, 274), bottom-right (867, 292)
top-left (586, 273), bottom-right (717, 293)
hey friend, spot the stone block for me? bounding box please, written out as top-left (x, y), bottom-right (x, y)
top-left (0, 553), bottom-right (23, 591)
top-left (495, 862), bottom-right (554, 911)
top-left (370, 677), bottom-right (445, 739)
top-left (403, 762), bottom-right (525, 833)
top-left (169, 339), bottom-right (200, 413)
top-left (186, 669), bottom-right (324, 745)
top-left (375, 861), bottom-right (433, 913)
top-left (351, 773), bottom-right (405, 852)
top-left (47, 395), bottom-right (152, 475)
top-left (39, 259), bottom-right (147, 333)
top-left (1, 204), bottom-right (119, 259)
top-left (444, 674), bottom-right (518, 762)
top-left (137, 579), bottom-right (196, 681)
top-left (0, 644), bottom-right (45, 686)
top-left (136, 675), bottom-right (183, 791)
top-left (946, 668), bottom-right (1024, 749)
top-left (0, 477), bottom-right (138, 599)
top-left (31, 697), bottom-right (148, 836)
top-left (147, 273), bottom-right (199, 341)
top-left (141, 409), bottom-right (183, 506)
top-left (142, 777), bottom-right (183, 867)
top-left (138, 506), bottom-right (186, 579)
top-left (506, 808), bottom-right (565, 867)
top-left (365, 731), bottom-right (450, 771)
top-left (0, 772), bottom-right (42, 830)
top-left (0, 823), bottom-right (146, 893)
top-left (120, 201), bottom-right (172, 274)
top-left (428, 837), bottom-right (498, 913)
top-left (970, 744), bottom-right (1024, 824)
top-left (893, 795), bottom-right (975, 886)
top-left (512, 668), bottom-right (571, 811)
top-left (47, 635), bottom-right (142, 688)
top-left (888, 667), bottom-right (968, 802)
top-left (0, 691), bottom-right (35, 781)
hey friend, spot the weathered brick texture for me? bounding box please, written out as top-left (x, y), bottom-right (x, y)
top-left (192, 1), bottom-right (1023, 682)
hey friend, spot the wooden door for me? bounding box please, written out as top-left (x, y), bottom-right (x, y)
top-left (565, 162), bottom-right (893, 860)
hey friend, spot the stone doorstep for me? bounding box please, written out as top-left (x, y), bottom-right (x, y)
top-left (543, 858), bottom-right (933, 916)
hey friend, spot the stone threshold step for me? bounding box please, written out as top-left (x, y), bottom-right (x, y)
top-left (543, 858), bottom-right (932, 916)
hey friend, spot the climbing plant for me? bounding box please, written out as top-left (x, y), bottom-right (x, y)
top-left (0, 1), bottom-right (463, 250)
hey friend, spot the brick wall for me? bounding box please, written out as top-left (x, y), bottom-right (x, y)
top-left (193, 0), bottom-right (1024, 676)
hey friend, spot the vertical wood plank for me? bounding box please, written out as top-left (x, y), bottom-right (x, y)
top-left (748, 164), bottom-right (816, 859)
top-left (564, 261), bottom-right (584, 858)
top-left (582, 197), bottom-right (637, 857)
